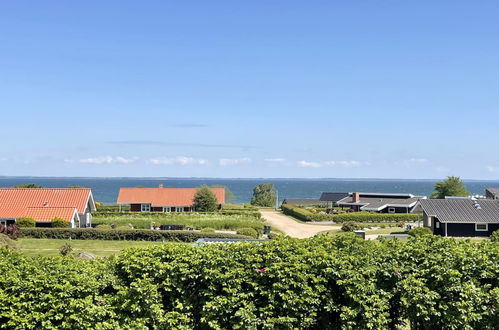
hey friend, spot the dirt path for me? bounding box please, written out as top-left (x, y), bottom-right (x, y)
top-left (260, 209), bottom-right (341, 238)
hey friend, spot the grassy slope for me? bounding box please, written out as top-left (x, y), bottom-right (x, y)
top-left (18, 238), bottom-right (167, 257)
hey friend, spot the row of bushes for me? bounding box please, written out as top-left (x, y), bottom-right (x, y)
top-left (281, 204), bottom-right (421, 222)
top-left (0, 235), bottom-right (498, 328)
top-left (94, 209), bottom-right (262, 219)
top-left (20, 228), bottom-right (251, 242)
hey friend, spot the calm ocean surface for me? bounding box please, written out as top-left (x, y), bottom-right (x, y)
top-left (1, 177), bottom-right (498, 205)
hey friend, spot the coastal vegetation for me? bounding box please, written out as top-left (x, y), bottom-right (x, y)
top-left (431, 176), bottom-right (470, 198)
top-left (1, 234), bottom-right (498, 329)
top-left (192, 185), bottom-right (219, 212)
top-left (250, 183), bottom-right (277, 207)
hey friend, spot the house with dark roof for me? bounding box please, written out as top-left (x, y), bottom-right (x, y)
top-left (336, 192), bottom-right (426, 213)
top-left (0, 188), bottom-right (96, 228)
top-left (319, 192), bottom-right (350, 207)
top-left (485, 188), bottom-right (499, 200)
top-left (419, 199), bottom-right (499, 237)
top-left (117, 185), bottom-right (225, 212)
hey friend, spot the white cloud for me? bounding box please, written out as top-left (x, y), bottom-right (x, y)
top-left (149, 156), bottom-right (208, 165)
top-left (297, 160), bottom-right (364, 168)
top-left (219, 158), bottom-right (252, 166)
top-left (487, 166), bottom-right (499, 173)
top-left (405, 158), bottom-right (428, 165)
top-left (66, 156), bottom-right (138, 164)
top-left (264, 158), bottom-right (286, 163)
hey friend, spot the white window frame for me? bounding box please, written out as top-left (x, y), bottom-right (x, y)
top-left (163, 207), bottom-right (171, 212)
top-left (388, 207), bottom-right (396, 214)
top-left (176, 207), bottom-right (183, 212)
top-left (475, 223), bottom-right (488, 231)
top-left (141, 204), bottom-right (151, 212)
top-left (435, 221), bottom-right (440, 229)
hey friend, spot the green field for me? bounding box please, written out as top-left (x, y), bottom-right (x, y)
top-left (18, 238), bottom-right (167, 257)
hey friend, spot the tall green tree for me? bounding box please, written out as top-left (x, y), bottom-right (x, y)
top-left (250, 183), bottom-right (276, 207)
top-left (431, 176), bottom-right (470, 199)
top-left (12, 184), bottom-right (42, 188)
top-left (193, 186), bottom-right (218, 212)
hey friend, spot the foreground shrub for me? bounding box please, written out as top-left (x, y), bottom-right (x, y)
top-left (1, 236), bottom-right (498, 328)
top-left (408, 226), bottom-right (433, 237)
top-left (236, 227), bottom-right (258, 238)
top-left (20, 228), bottom-right (251, 242)
top-left (491, 230), bottom-right (499, 242)
top-left (51, 217), bottom-right (69, 228)
top-left (16, 217), bottom-right (35, 227)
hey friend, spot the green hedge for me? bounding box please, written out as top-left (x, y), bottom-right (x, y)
top-left (1, 235), bottom-right (498, 328)
top-left (281, 204), bottom-right (421, 223)
top-left (93, 210), bottom-right (262, 219)
top-left (20, 228), bottom-right (250, 242)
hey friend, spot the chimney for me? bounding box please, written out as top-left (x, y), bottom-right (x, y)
top-left (158, 184), bottom-right (163, 188)
top-left (352, 192), bottom-right (360, 203)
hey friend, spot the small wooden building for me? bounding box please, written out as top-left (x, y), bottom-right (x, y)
top-left (419, 199), bottom-right (499, 237)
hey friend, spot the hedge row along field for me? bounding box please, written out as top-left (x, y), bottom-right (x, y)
top-left (92, 212), bottom-right (263, 232)
top-left (20, 228), bottom-right (251, 242)
top-left (281, 204), bottom-right (422, 223)
top-left (1, 235), bottom-right (498, 329)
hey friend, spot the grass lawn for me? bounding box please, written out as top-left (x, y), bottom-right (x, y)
top-left (18, 238), bottom-right (167, 257)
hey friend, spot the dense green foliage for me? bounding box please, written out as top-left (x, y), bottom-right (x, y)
top-left (1, 235), bottom-right (498, 329)
top-left (11, 183), bottom-right (43, 188)
top-left (408, 226), bottom-right (433, 237)
top-left (0, 233), bottom-right (18, 249)
top-left (340, 222), bottom-right (362, 232)
top-left (20, 228), bottom-right (251, 242)
top-left (490, 230), bottom-right (499, 242)
top-left (16, 217), bottom-right (36, 228)
top-left (282, 204), bottom-right (421, 223)
top-left (236, 227), bottom-right (258, 238)
top-left (51, 217), bottom-right (69, 228)
top-left (431, 176), bottom-right (470, 198)
top-left (193, 186), bottom-right (219, 212)
top-left (92, 212), bottom-right (263, 232)
top-left (250, 183), bottom-right (276, 207)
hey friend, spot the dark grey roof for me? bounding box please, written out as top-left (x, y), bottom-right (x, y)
top-left (319, 192), bottom-right (349, 202)
top-left (486, 188), bottom-right (499, 197)
top-left (282, 198), bottom-right (322, 205)
top-left (337, 193), bottom-right (425, 211)
top-left (419, 199), bottom-right (499, 223)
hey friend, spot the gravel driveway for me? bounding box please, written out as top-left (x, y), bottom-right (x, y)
top-left (260, 209), bottom-right (340, 238)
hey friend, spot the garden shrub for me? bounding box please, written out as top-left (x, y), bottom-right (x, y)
top-left (236, 227), bottom-right (258, 238)
top-left (0, 233), bottom-right (19, 249)
top-left (0, 224), bottom-right (20, 240)
top-left (59, 243), bottom-right (73, 256)
top-left (341, 222), bottom-right (362, 232)
top-left (0, 236), bottom-right (498, 328)
top-left (16, 217), bottom-right (36, 227)
top-left (281, 204), bottom-right (420, 223)
top-left (20, 228), bottom-right (252, 242)
top-left (51, 217), bottom-right (69, 228)
top-left (490, 230), bottom-right (499, 242)
top-left (408, 226), bottom-right (433, 237)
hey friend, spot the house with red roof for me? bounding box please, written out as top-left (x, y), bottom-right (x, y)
top-left (0, 188), bottom-right (96, 228)
top-left (117, 185), bottom-right (225, 212)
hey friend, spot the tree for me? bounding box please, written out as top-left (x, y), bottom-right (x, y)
top-left (250, 183), bottom-right (276, 207)
top-left (210, 184), bottom-right (236, 203)
top-left (431, 176), bottom-right (469, 199)
top-left (12, 184), bottom-right (42, 188)
top-left (16, 217), bottom-right (36, 227)
top-left (51, 218), bottom-right (69, 228)
top-left (193, 186), bottom-right (218, 212)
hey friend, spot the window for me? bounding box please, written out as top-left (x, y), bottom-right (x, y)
top-left (162, 207), bottom-right (171, 212)
top-left (141, 204), bottom-right (151, 212)
top-left (435, 221), bottom-right (440, 229)
top-left (475, 223), bottom-right (488, 231)
top-left (176, 207), bottom-right (183, 212)
top-left (388, 207), bottom-right (396, 213)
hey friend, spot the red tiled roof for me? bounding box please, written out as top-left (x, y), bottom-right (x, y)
top-left (0, 188), bottom-right (92, 214)
top-left (0, 188), bottom-right (92, 222)
top-left (117, 187), bottom-right (225, 207)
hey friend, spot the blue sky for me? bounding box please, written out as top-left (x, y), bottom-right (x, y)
top-left (1, 1), bottom-right (498, 179)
